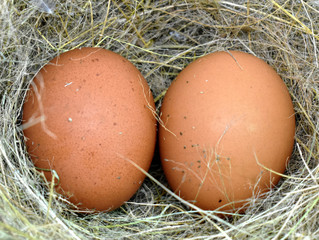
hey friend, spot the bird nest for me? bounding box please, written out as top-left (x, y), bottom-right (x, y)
top-left (1, 0), bottom-right (319, 239)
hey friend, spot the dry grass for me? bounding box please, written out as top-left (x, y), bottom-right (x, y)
top-left (1, 0), bottom-right (319, 239)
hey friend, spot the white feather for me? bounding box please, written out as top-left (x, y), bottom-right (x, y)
top-left (29, 0), bottom-right (57, 14)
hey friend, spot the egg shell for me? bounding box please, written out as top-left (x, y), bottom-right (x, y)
top-left (159, 51), bottom-right (295, 212)
top-left (23, 47), bottom-right (157, 211)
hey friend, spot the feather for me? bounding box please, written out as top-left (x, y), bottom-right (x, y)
top-left (29, 0), bottom-right (57, 14)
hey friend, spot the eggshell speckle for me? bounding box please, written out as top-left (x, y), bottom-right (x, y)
top-left (159, 51), bottom-right (295, 212)
top-left (23, 47), bottom-right (157, 211)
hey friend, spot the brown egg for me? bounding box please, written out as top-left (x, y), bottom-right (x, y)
top-left (159, 51), bottom-right (295, 212)
top-left (23, 47), bottom-right (156, 211)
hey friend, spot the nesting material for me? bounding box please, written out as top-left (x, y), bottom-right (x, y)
top-left (1, 0), bottom-right (319, 239)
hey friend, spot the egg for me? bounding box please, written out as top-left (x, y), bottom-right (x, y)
top-left (22, 47), bottom-right (157, 211)
top-left (159, 51), bottom-right (295, 212)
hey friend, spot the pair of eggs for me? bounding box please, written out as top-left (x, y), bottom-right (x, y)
top-left (22, 48), bottom-right (295, 212)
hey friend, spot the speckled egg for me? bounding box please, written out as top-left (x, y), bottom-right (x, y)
top-left (23, 47), bottom-right (157, 211)
top-left (159, 50), bottom-right (295, 212)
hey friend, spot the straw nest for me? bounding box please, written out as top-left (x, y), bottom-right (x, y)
top-left (1, 0), bottom-right (319, 239)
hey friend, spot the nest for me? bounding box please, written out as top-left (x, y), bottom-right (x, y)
top-left (1, 0), bottom-right (319, 239)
